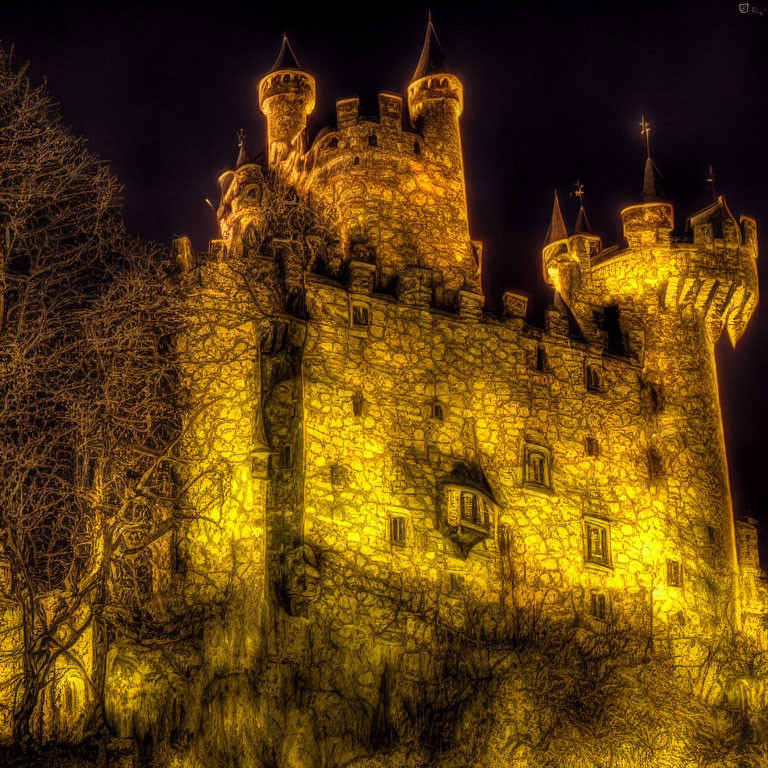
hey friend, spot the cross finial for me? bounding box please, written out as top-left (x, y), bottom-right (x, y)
top-left (640, 115), bottom-right (652, 158)
top-left (706, 164), bottom-right (717, 201)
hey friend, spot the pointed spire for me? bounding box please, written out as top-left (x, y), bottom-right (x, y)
top-left (412, 11), bottom-right (450, 81)
top-left (571, 179), bottom-right (592, 234)
top-left (269, 33), bottom-right (301, 73)
top-left (575, 205), bottom-right (592, 234)
top-left (642, 156), bottom-right (663, 202)
top-left (545, 190), bottom-right (569, 244)
top-left (236, 128), bottom-right (248, 168)
top-left (639, 115), bottom-right (663, 202)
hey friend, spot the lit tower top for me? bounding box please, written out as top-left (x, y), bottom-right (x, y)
top-left (407, 13), bottom-right (464, 172)
top-left (621, 116), bottom-right (673, 245)
top-left (258, 35), bottom-right (316, 167)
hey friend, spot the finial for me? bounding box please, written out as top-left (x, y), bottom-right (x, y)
top-left (706, 164), bottom-right (717, 202)
top-left (236, 129), bottom-right (248, 168)
top-left (545, 189), bottom-right (569, 245)
top-left (412, 11), bottom-right (449, 81)
top-left (640, 114), bottom-right (652, 159)
top-left (571, 179), bottom-right (592, 234)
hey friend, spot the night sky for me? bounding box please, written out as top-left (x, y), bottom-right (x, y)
top-left (3, 1), bottom-right (767, 554)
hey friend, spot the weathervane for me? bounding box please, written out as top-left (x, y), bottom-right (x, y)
top-left (571, 178), bottom-right (591, 233)
top-left (237, 128), bottom-right (246, 148)
top-left (706, 164), bottom-right (717, 201)
top-left (640, 115), bottom-right (652, 158)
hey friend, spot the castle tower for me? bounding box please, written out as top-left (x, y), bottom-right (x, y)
top-left (407, 14), bottom-right (464, 176)
top-left (258, 36), bottom-right (316, 167)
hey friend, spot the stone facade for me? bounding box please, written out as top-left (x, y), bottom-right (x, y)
top-left (160, 22), bottom-right (767, 765)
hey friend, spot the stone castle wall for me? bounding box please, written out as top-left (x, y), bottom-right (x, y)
top-left (296, 267), bottom-right (740, 646)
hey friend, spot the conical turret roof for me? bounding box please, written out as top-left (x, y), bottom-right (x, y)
top-left (412, 13), bottom-right (450, 81)
top-left (545, 190), bottom-right (569, 244)
top-left (575, 204), bottom-right (591, 234)
top-left (642, 156), bottom-right (663, 202)
top-left (269, 34), bottom-right (302, 73)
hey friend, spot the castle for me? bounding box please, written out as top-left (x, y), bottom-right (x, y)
top-left (1, 17), bottom-right (766, 767)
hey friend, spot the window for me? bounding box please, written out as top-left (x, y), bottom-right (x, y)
top-left (353, 156), bottom-right (360, 165)
top-left (459, 491), bottom-right (491, 530)
top-left (707, 525), bottom-right (716, 545)
top-left (413, 140), bottom-right (421, 155)
top-left (585, 437), bottom-right (600, 457)
top-left (524, 445), bottom-right (551, 488)
top-left (368, 133), bottom-right (378, 147)
top-left (650, 384), bottom-right (664, 413)
top-left (170, 530), bottom-right (188, 577)
top-left (280, 444), bottom-right (294, 469)
top-left (352, 390), bottom-right (365, 417)
top-left (431, 401), bottom-right (444, 421)
top-left (590, 592), bottom-right (607, 621)
top-left (391, 516), bottom-right (406, 546)
top-left (667, 559), bottom-right (683, 587)
top-left (535, 345), bottom-right (547, 372)
top-left (586, 365), bottom-right (601, 392)
top-left (586, 521), bottom-right (610, 566)
top-left (498, 525), bottom-right (512, 557)
top-left (351, 302), bottom-right (370, 327)
top-left (648, 448), bottom-right (663, 481)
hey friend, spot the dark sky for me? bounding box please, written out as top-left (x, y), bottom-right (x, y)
top-left (3, 1), bottom-right (767, 551)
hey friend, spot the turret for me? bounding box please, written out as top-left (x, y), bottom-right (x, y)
top-left (258, 36), bottom-right (316, 167)
top-left (407, 15), bottom-right (464, 172)
top-left (621, 119), bottom-right (674, 246)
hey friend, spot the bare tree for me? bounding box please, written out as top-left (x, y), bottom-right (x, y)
top-left (0, 47), bottom-right (191, 753)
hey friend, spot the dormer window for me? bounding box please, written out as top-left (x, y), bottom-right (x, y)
top-left (586, 365), bottom-right (601, 392)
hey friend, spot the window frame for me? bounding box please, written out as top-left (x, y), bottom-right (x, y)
top-left (590, 592), bottom-right (607, 621)
top-left (390, 515), bottom-right (407, 547)
top-left (350, 301), bottom-right (371, 328)
top-left (523, 443), bottom-right (552, 490)
top-left (667, 559), bottom-right (683, 588)
top-left (584, 518), bottom-right (612, 568)
top-left (585, 364), bottom-right (602, 392)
